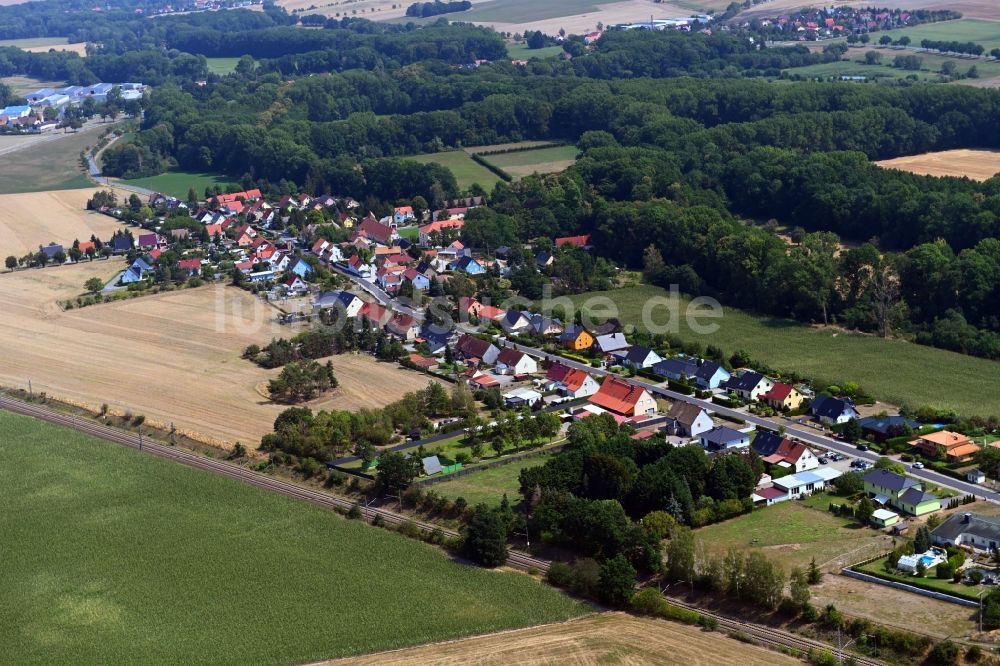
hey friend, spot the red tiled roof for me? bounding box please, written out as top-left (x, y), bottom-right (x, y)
top-left (177, 259), bottom-right (201, 270)
top-left (455, 334), bottom-right (493, 360)
top-left (546, 363), bottom-right (573, 383)
top-left (419, 217), bottom-right (464, 236)
top-left (408, 354), bottom-right (438, 369)
top-left (496, 347), bottom-right (526, 367)
top-left (562, 368), bottom-right (592, 392)
top-left (359, 302), bottom-right (391, 326)
top-left (755, 487), bottom-right (786, 500)
top-left (590, 376), bottom-right (650, 415)
top-left (358, 218), bottom-right (395, 245)
top-left (760, 383), bottom-right (793, 402)
top-left (555, 234), bottom-right (591, 248)
top-left (216, 189), bottom-right (261, 204)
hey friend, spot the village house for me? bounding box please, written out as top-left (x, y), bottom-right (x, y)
top-left (723, 370), bottom-right (774, 401)
top-left (769, 468), bottom-right (841, 501)
top-left (862, 468), bottom-right (940, 516)
top-left (528, 314), bottom-right (563, 337)
top-left (554, 368), bottom-right (600, 398)
top-left (176, 258), bottom-right (202, 276)
top-left (664, 402), bottom-right (714, 438)
top-left (386, 313), bottom-right (418, 341)
top-left (356, 216), bottom-right (398, 246)
top-left (418, 217), bottom-right (464, 246)
top-left (593, 332), bottom-right (630, 355)
top-left (857, 415), bottom-right (920, 443)
top-left (909, 430), bottom-right (980, 462)
top-left (393, 206), bottom-right (416, 225)
top-left (811, 395), bottom-right (859, 425)
top-left (499, 310), bottom-right (531, 334)
top-left (699, 426), bottom-right (750, 451)
top-left (315, 290), bottom-right (364, 317)
top-left (555, 234), bottom-right (591, 249)
top-left (495, 347), bottom-right (538, 376)
top-left (559, 324), bottom-right (594, 351)
top-left (614, 345), bottom-right (662, 370)
top-left (450, 255), bottom-right (486, 275)
top-left (758, 382), bottom-right (806, 411)
top-left (752, 430), bottom-right (818, 472)
top-left (282, 274), bottom-right (308, 294)
top-left (933, 513), bottom-right (1000, 553)
top-left (589, 376), bottom-right (656, 417)
top-left (454, 334), bottom-right (500, 365)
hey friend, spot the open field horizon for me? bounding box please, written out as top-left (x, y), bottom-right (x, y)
top-left (875, 148), bottom-right (1000, 181)
top-left (0, 188), bottom-right (123, 258)
top-left (0, 263), bottom-right (445, 447)
top-left (0, 410), bottom-right (587, 665)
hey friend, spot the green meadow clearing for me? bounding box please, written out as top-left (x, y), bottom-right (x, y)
top-left (695, 501), bottom-right (888, 570)
top-left (433, 453), bottom-right (555, 506)
top-left (481, 145), bottom-right (578, 178)
top-left (0, 411), bottom-right (587, 666)
top-left (205, 57), bottom-right (240, 75)
top-left (506, 43), bottom-right (564, 60)
top-left (0, 126), bottom-right (97, 194)
top-left (0, 36), bottom-right (70, 49)
top-left (405, 150), bottom-right (502, 190)
top-left (456, 0), bottom-right (601, 24)
top-left (784, 52), bottom-right (1000, 82)
top-left (117, 170), bottom-right (237, 199)
top-left (556, 285), bottom-right (1000, 416)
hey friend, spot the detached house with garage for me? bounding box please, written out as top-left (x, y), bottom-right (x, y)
top-left (933, 513), bottom-right (1000, 553)
top-left (556, 368), bottom-right (600, 399)
top-left (758, 382), bottom-right (806, 411)
top-left (560, 324), bottom-right (594, 351)
top-left (910, 430), bottom-right (980, 462)
top-left (811, 395), bottom-right (859, 425)
top-left (614, 345), bottom-right (662, 370)
top-left (862, 468), bottom-right (940, 516)
top-left (699, 426), bottom-right (751, 452)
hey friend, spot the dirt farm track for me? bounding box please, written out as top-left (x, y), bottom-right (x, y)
top-left (323, 612), bottom-right (800, 666)
top-left (0, 262), bottom-right (442, 447)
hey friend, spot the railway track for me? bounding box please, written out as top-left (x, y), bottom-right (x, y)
top-left (664, 596), bottom-right (884, 666)
top-left (0, 395), bottom-right (551, 574)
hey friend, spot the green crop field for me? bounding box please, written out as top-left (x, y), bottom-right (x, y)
top-left (695, 502), bottom-right (887, 570)
top-left (888, 19), bottom-right (1000, 52)
top-left (553, 285), bottom-right (1000, 416)
top-left (506, 43), bottom-right (564, 60)
top-left (433, 453), bottom-right (554, 506)
top-left (456, 0), bottom-right (601, 24)
top-left (405, 150), bottom-right (502, 191)
top-left (0, 411), bottom-right (587, 666)
top-left (482, 146), bottom-right (578, 178)
top-left (116, 170), bottom-right (237, 199)
top-left (205, 57), bottom-right (240, 75)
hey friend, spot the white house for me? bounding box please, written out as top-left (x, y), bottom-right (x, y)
top-left (723, 370), bottom-right (774, 401)
top-left (495, 347), bottom-right (538, 375)
top-left (615, 345), bottom-right (662, 370)
top-left (932, 513), bottom-right (1000, 552)
top-left (315, 290), bottom-right (364, 317)
top-left (665, 402), bottom-right (714, 438)
top-left (557, 368), bottom-right (600, 399)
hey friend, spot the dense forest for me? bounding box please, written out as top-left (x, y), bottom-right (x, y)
top-left (1, 2), bottom-right (996, 360)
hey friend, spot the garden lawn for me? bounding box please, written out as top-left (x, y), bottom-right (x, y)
top-left (856, 557), bottom-right (981, 602)
top-left (0, 411), bottom-right (587, 666)
top-left (433, 453), bottom-right (554, 506)
top-left (404, 150), bottom-right (502, 191)
top-left (116, 170), bottom-right (237, 200)
top-left (694, 501), bottom-right (888, 570)
top-left (555, 285), bottom-right (1000, 417)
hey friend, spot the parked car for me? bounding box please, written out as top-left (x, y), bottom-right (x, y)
top-left (818, 457), bottom-right (830, 465)
top-left (912, 462), bottom-right (924, 469)
top-left (856, 444), bottom-right (869, 452)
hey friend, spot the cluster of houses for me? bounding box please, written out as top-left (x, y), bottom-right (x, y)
top-left (610, 15), bottom-right (713, 31)
top-left (746, 6), bottom-right (924, 40)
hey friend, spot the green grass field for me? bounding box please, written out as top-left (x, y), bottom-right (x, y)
top-left (556, 285), bottom-right (1000, 416)
top-left (482, 146), bottom-right (578, 178)
top-left (405, 150), bottom-right (502, 191)
top-left (205, 57), bottom-right (240, 75)
top-left (506, 43), bottom-right (564, 60)
top-left (0, 36), bottom-right (70, 49)
top-left (0, 411), bottom-right (587, 665)
top-left (695, 502), bottom-right (887, 570)
top-left (116, 170), bottom-right (237, 199)
top-left (0, 127), bottom-right (98, 194)
top-left (433, 454), bottom-right (554, 506)
top-left (888, 19), bottom-right (1000, 53)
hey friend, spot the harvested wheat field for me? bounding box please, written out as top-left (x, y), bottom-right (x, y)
top-left (0, 188), bottom-right (123, 258)
top-left (875, 149), bottom-right (1000, 181)
top-left (0, 264), bottom-right (443, 446)
top-left (324, 612), bottom-right (799, 666)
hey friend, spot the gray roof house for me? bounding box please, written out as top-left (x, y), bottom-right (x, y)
top-left (653, 357), bottom-right (699, 381)
top-left (616, 345), bottom-right (662, 369)
top-left (699, 426), bottom-right (751, 451)
top-left (665, 402), bottom-right (714, 438)
top-left (594, 332), bottom-right (630, 354)
top-left (933, 513), bottom-right (1000, 552)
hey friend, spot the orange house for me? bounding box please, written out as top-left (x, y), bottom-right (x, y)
top-left (560, 325), bottom-right (594, 351)
top-left (910, 431), bottom-right (980, 462)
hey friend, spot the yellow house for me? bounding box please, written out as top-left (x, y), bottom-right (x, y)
top-left (759, 382), bottom-right (805, 410)
top-left (560, 325), bottom-right (594, 351)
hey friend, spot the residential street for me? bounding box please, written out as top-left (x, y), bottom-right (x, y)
top-left (332, 268), bottom-right (1000, 504)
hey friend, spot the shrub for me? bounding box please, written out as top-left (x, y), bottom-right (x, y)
top-left (546, 561), bottom-right (575, 588)
top-left (630, 587), bottom-right (664, 615)
top-left (697, 614), bottom-right (719, 631)
top-left (928, 640), bottom-right (960, 665)
top-left (966, 645), bottom-right (982, 662)
top-left (801, 603), bottom-right (819, 622)
top-left (807, 649), bottom-right (839, 666)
